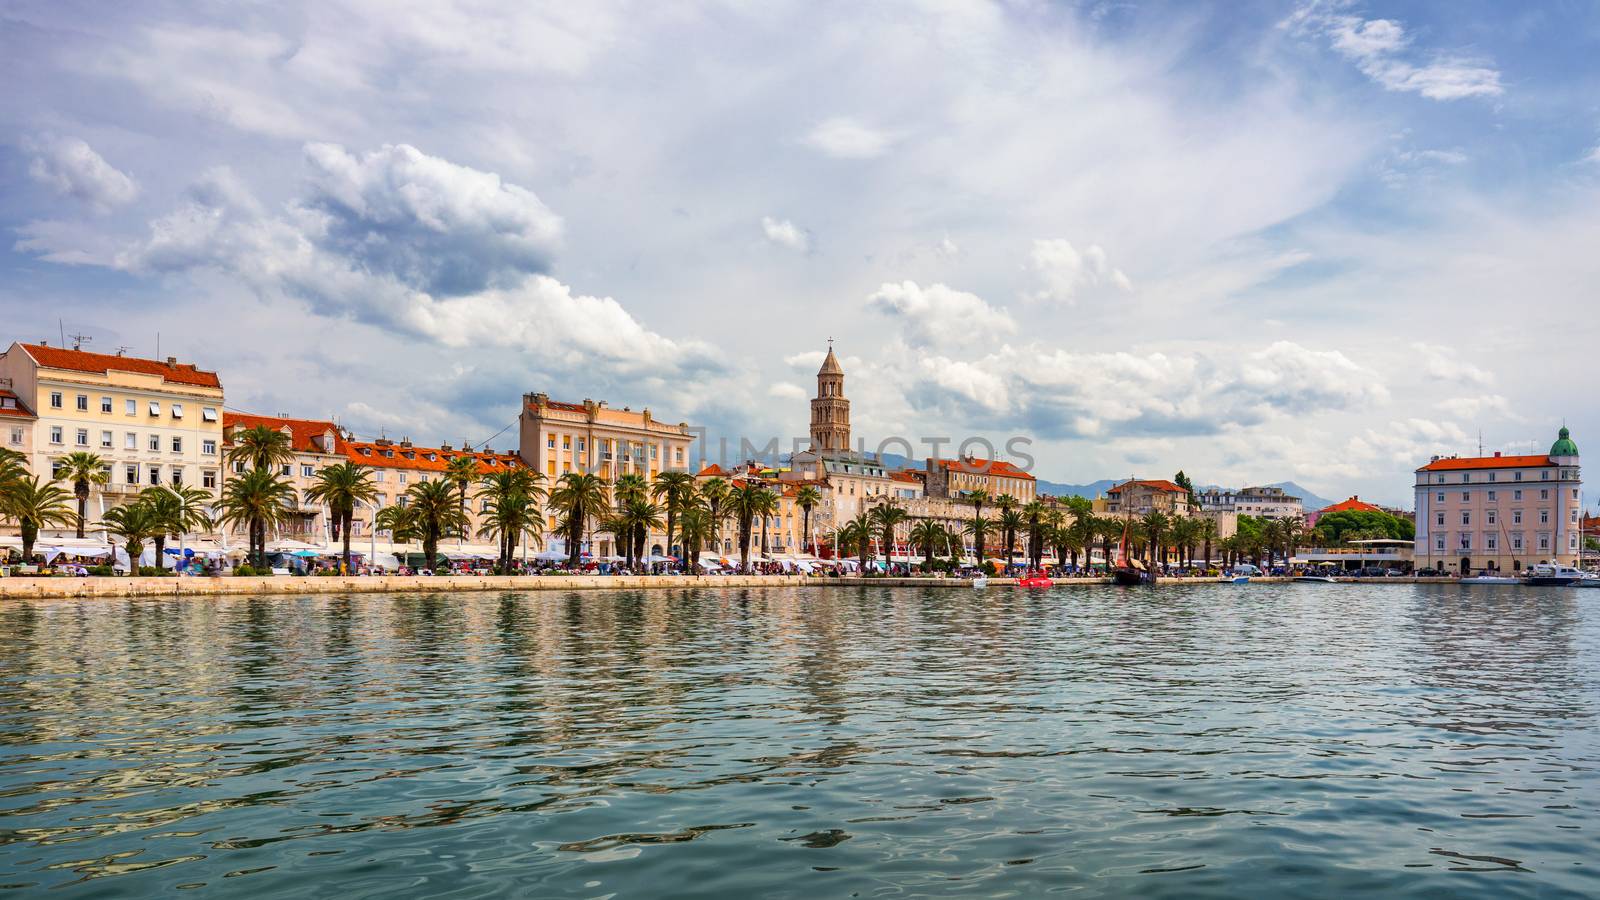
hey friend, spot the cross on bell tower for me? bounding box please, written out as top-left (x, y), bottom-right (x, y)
top-left (810, 341), bottom-right (850, 452)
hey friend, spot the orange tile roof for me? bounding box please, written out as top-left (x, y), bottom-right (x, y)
top-left (21, 343), bottom-right (222, 388)
top-left (696, 463), bottom-right (728, 477)
top-left (1107, 479), bottom-right (1186, 494)
top-left (1319, 496), bottom-right (1381, 514)
top-left (933, 457), bottom-right (1036, 480)
top-left (0, 389), bottom-right (34, 419)
top-left (344, 440), bottom-right (524, 473)
top-left (889, 470), bottom-right (923, 484)
top-left (1419, 454), bottom-right (1553, 472)
top-left (224, 412), bottom-right (344, 455)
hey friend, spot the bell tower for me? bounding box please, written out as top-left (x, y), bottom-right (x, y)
top-left (809, 340), bottom-right (850, 452)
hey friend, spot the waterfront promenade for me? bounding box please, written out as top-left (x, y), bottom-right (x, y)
top-left (0, 574), bottom-right (1461, 600)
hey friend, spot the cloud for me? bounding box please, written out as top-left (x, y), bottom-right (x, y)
top-left (301, 142), bottom-right (563, 295)
top-left (1290, 5), bottom-right (1503, 101)
top-left (25, 136), bottom-right (139, 211)
top-left (760, 216), bottom-right (810, 252)
top-left (803, 117), bottom-right (895, 159)
top-left (1024, 239), bottom-right (1131, 304)
top-left (767, 382), bottom-right (807, 401)
top-left (1412, 343), bottom-right (1493, 388)
top-left (866, 281), bottom-right (1017, 349)
top-left (1584, 146), bottom-right (1600, 166)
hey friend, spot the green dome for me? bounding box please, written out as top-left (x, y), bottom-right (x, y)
top-left (1550, 426), bottom-right (1579, 457)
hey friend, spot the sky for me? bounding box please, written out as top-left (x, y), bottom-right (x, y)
top-left (3, 0), bottom-right (1599, 509)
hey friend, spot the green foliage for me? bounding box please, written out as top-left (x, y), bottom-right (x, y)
top-left (1314, 509), bottom-right (1414, 543)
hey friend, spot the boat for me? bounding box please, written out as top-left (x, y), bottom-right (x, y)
top-left (1459, 574), bottom-right (1520, 585)
top-left (1110, 524), bottom-right (1156, 586)
top-left (1523, 563), bottom-right (1586, 587)
top-left (1223, 575), bottom-right (1250, 584)
top-left (971, 575), bottom-right (990, 590)
top-left (1294, 575), bottom-right (1339, 583)
top-left (1018, 574), bottom-right (1053, 588)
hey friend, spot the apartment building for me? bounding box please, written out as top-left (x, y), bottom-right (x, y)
top-left (222, 412), bottom-right (347, 544)
top-left (1413, 427), bottom-right (1582, 574)
top-left (0, 342), bottom-right (224, 533)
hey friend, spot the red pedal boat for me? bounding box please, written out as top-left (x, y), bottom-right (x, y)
top-left (1018, 574), bottom-right (1053, 588)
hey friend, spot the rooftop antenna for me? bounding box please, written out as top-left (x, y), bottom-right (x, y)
top-left (1477, 429), bottom-right (1483, 457)
top-left (58, 318), bottom-right (65, 346)
top-left (67, 332), bottom-right (92, 352)
top-left (115, 345), bottom-right (131, 357)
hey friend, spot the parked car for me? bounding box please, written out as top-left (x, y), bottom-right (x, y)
top-left (1355, 566), bottom-right (1388, 578)
top-left (1416, 568), bottom-right (1441, 577)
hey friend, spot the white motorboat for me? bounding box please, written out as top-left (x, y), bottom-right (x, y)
top-left (1523, 564), bottom-right (1587, 587)
top-left (971, 576), bottom-right (990, 590)
top-left (1459, 575), bottom-right (1520, 585)
top-left (1294, 575), bottom-right (1339, 583)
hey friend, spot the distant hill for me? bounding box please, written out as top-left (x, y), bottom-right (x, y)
top-left (833, 452), bottom-right (1339, 510)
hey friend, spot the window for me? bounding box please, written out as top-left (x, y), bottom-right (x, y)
top-left (398, 495), bottom-right (409, 508)
top-left (171, 403), bottom-right (183, 419)
top-left (232, 460), bottom-right (245, 474)
top-left (148, 401), bottom-right (160, 416)
top-left (1436, 492), bottom-right (1445, 502)
top-left (1461, 473), bottom-right (1469, 483)
top-left (577, 438), bottom-right (586, 454)
top-left (50, 391), bottom-right (62, 409)
top-left (203, 470), bottom-right (217, 489)
top-left (1540, 510), bottom-right (1549, 524)
top-left (1514, 471), bottom-right (1522, 481)
top-left (1486, 535), bottom-right (1498, 550)
top-left (374, 470), bottom-right (386, 483)
top-left (562, 435), bottom-right (571, 450)
top-left (202, 407), bottom-right (218, 422)
top-left (100, 396), bottom-right (112, 413)
top-left (125, 432), bottom-right (136, 450)
top-left (1487, 510), bottom-right (1496, 525)
top-left (148, 465), bottom-right (161, 485)
top-left (149, 434), bottom-right (160, 451)
top-left (171, 468), bottom-right (184, 486)
top-left (7, 427), bottom-right (20, 446)
top-left (1514, 489), bottom-right (1522, 501)
top-left (202, 439), bottom-right (216, 455)
top-left (125, 464), bottom-right (138, 484)
top-left (547, 460), bottom-right (556, 475)
top-left (1435, 512), bottom-right (1444, 526)
top-left (125, 399), bottom-right (136, 415)
top-left (1539, 535), bottom-right (1550, 550)
top-left (1461, 492), bottom-right (1469, 502)
top-left (1541, 470), bottom-right (1549, 480)
top-left (51, 459), bottom-right (63, 478)
top-left (1573, 489), bottom-right (1581, 501)
top-left (1513, 510), bottom-right (1523, 525)
top-left (76, 394), bottom-right (88, 411)
top-left (1487, 490), bottom-right (1496, 501)
top-left (75, 428), bottom-right (89, 446)
top-left (1488, 472), bottom-right (1496, 482)
top-left (399, 473), bottom-right (408, 484)
top-left (547, 435), bottom-right (555, 449)
top-left (280, 464), bottom-right (291, 476)
top-left (1461, 512), bottom-right (1470, 525)
top-left (1459, 534), bottom-right (1471, 550)
top-left (1512, 534), bottom-right (1523, 551)
top-left (301, 465), bottom-right (314, 477)
top-left (171, 436), bottom-right (183, 453)
top-left (420, 474), bottom-right (429, 483)
top-left (1437, 475), bottom-right (1447, 484)
top-left (100, 430), bottom-right (112, 449)
top-left (1540, 489), bottom-right (1549, 500)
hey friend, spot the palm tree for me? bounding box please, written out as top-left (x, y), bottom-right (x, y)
top-left (374, 503), bottom-right (421, 544)
top-left (55, 451), bottom-right (108, 539)
top-left (613, 473), bottom-right (651, 562)
top-left (0, 475), bottom-right (77, 562)
top-left (677, 506), bottom-right (713, 574)
top-left (1198, 516), bottom-right (1218, 568)
top-left (651, 470), bottom-right (696, 567)
top-left (964, 516), bottom-right (994, 570)
top-left (726, 481), bottom-right (769, 573)
top-left (140, 485), bottom-right (214, 571)
top-left (1022, 501), bottom-right (1047, 570)
top-left (753, 488), bottom-right (779, 556)
top-left (998, 508), bottom-right (1026, 569)
top-left (444, 455), bottom-right (481, 538)
top-left (101, 500), bottom-right (161, 575)
top-left (549, 472), bottom-right (609, 567)
top-left (1096, 516), bottom-right (1122, 569)
top-left (402, 480), bottom-right (468, 572)
top-left (1140, 511), bottom-right (1170, 570)
top-left (870, 501), bottom-right (908, 569)
top-left (698, 478), bottom-right (730, 553)
top-left (615, 497), bottom-right (664, 569)
top-left (476, 468), bottom-right (547, 572)
top-left (794, 485), bottom-right (822, 554)
top-left (965, 489), bottom-right (990, 564)
top-left (226, 424), bottom-right (296, 473)
top-left (839, 511), bottom-right (874, 568)
top-left (1168, 516), bottom-right (1199, 570)
top-left (909, 519), bottom-right (945, 572)
top-left (216, 467), bottom-right (297, 568)
top-left (304, 462), bottom-right (381, 574)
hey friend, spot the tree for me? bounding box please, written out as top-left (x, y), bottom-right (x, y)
top-left (1140, 511), bottom-right (1170, 570)
top-left (909, 519), bottom-right (946, 571)
top-left (305, 462), bottom-right (381, 574)
top-left (56, 452), bottom-right (108, 540)
top-left (965, 489), bottom-right (991, 564)
top-left (651, 470), bottom-right (697, 566)
top-left (226, 424), bottom-right (296, 473)
top-left (102, 500), bottom-right (162, 575)
top-left (726, 481), bottom-right (769, 573)
top-left (1174, 470), bottom-right (1198, 509)
top-left (610, 497), bottom-right (664, 569)
top-left (964, 516), bottom-right (994, 570)
top-left (753, 488), bottom-right (779, 556)
top-left (1168, 516), bottom-right (1200, 569)
top-left (444, 455), bottom-right (481, 535)
top-left (1198, 516), bottom-right (1218, 568)
top-left (677, 506), bottom-right (713, 574)
top-left (216, 467), bottom-right (296, 569)
top-left (998, 508), bottom-right (1025, 567)
top-left (612, 473), bottom-right (652, 565)
top-left (476, 468), bottom-right (547, 572)
top-left (402, 479), bottom-right (468, 571)
top-left (140, 485), bottom-right (214, 571)
top-left (0, 475), bottom-right (77, 562)
top-left (870, 501), bottom-right (909, 569)
top-left (794, 485), bottom-right (822, 554)
top-left (1314, 509), bottom-right (1413, 544)
top-left (1022, 501), bottom-right (1047, 570)
top-left (698, 478), bottom-right (730, 554)
top-left (1096, 516), bottom-right (1122, 569)
top-left (840, 512), bottom-right (874, 568)
top-left (549, 472), bottom-right (609, 567)
top-left (374, 503), bottom-right (421, 544)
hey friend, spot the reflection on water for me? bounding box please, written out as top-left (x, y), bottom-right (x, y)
top-left (1, 584), bottom-right (1597, 897)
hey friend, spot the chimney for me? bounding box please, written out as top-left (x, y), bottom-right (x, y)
top-left (440, 442), bottom-right (453, 451)
top-left (399, 437), bottom-right (413, 448)
top-left (1493, 451), bottom-right (1501, 457)
top-left (167, 356), bottom-right (177, 365)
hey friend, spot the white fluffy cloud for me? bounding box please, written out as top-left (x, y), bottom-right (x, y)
top-left (867, 281), bottom-right (1017, 349)
top-left (803, 117), bottom-right (896, 159)
top-left (760, 216), bottom-right (810, 252)
top-left (1290, 5), bottom-right (1503, 101)
top-left (1413, 342), bottom-right (1494, 388)
top-left (25, 136), bottom-right (139, 211)
top-left (1024, 239), bottom-right (1131, 305)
